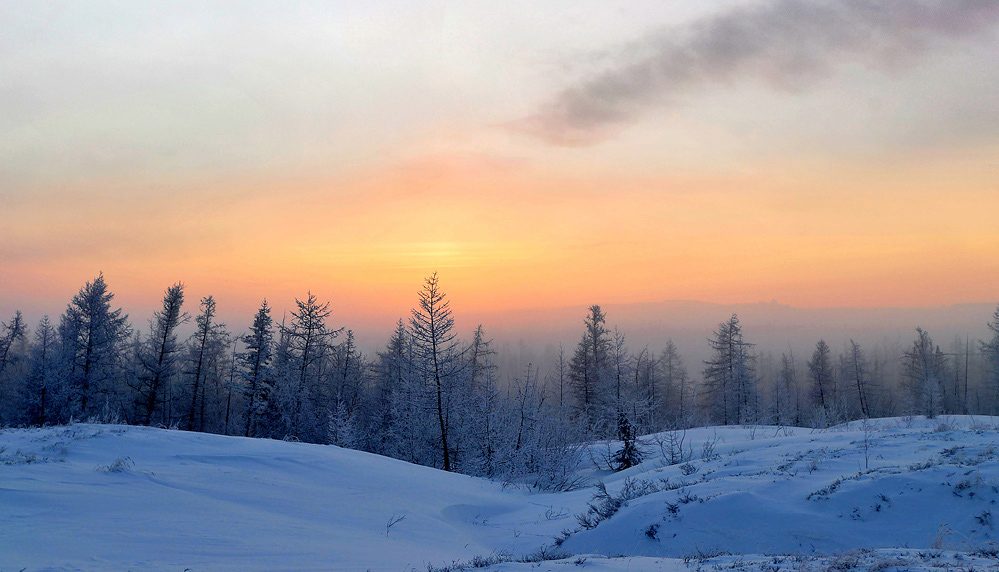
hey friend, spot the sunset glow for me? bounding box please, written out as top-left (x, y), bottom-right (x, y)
top-left (3, 1), bottom-right (999, 333)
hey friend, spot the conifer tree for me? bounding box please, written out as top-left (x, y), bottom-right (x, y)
top-left (23, 316), bottom-right (59, 425)
top-left (702, 314), bottom-right (756, 425)
top-left (185, 296), bottom-right (230, 432)
top-left (409, 272), bottom-right (463, 471)
top-left (133, 283), bottom-right (188, 425)
top-left (569, 305), bottom-right (612, 430)
top-left (844, 340), bottom-right (873, 418)
top-left (59, 274), bottom-right (131, 419)
top-left (808, 339), bottom-right (834, 418)
top-left (241, 300), bottom-right (274, 437)
top-left (901, 327), bottom-right (947, 418)
top-left (981, 306), bottom-right (999, 412)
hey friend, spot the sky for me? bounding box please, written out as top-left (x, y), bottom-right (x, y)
top-left (3, 0), bottom-right (999, 340)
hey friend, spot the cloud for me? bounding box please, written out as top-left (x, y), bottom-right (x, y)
top-left (512, 0), bottom-right (999, 146)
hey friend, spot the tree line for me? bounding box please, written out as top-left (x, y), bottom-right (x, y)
top-left (1, 273), bottom-right (998, 488)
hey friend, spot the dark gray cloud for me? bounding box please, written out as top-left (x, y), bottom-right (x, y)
top-left (513, 0), bottom-right (999, 146)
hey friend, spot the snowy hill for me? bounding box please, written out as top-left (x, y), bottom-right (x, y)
top-left (3, 417), bottom-right (999, 572)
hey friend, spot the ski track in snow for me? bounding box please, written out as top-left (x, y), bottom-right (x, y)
top-left (2, 416), bottom-right (999, 571)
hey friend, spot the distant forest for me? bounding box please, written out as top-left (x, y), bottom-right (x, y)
top-left (1, 273), bottom-right (998, 489)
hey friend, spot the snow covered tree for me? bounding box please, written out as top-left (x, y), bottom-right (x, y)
top-left (240, 300), bottom-right (274, 438)
top-left (843, 340), bottom-right (873, 418)
top-left (611, 411), bottom-right (642, 470)
top-left (776, 352), bottom-right (802, 426)
top-left (702, 314), bottom-right (757, 425)
top-left (569, 305), bottom-right (612, 431)
top-left (901, 327), bottom-right (947, 418)
top-left (185, 296), bottom-right (230, 432)
top-left (58, 274), bottom-right (131, 419)
top-left (981, 306), bottom-right (999, 413)
top-left (0, 311), bottom-right (27, 380)
top-left (658, 339), bottom-right (690, 426)
top-left (0, 311), bottom-right (29, 424)
top-left (808, 339), bottom-right (835, 422)
top-left (330, 330), bottom-right (366, 419)
top-left (368, 319), bottom-right (412, 456)
top-left (21, 316), bottom-right (61, 425)
top-left (409, 272), bottom-right (464, 471)
top-left (465, 324), bottom-right (501, 476)
top-left (132, 283), bottom-right (188, 426)
top-left (632, 347), bottom-right (657, 432)
top-left (496, 364), bottom-right (586, 490)
top-left (280, 292), bottom-right (341, 440)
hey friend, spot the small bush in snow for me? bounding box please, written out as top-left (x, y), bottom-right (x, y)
top-left (975, 510), bottom-right (993, 528)
top-left (96, 456), bottom-right (133, 473)
top-left (576, 477), bottom-right (664, 530)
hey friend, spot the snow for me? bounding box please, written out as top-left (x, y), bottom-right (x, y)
top-left (3, 416), bottom-right (999, 571)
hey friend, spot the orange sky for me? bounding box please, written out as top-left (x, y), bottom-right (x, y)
top-left (3, 1), bottom-right (999, 335)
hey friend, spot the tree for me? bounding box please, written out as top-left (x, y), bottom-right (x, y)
top-left (369, 319), bottom-right (412, 456)
top-left (0, 311), bottom-right (28, 422)
top-left (327, 330), bottom-right (367, 446)
top-left (59, 274), bottom-right (131, 419)
top-left (844, 339), bottom-right (872, 418)
top-left (569, 305), bottom-right (612, 430)
top-left (611, 411), bottom-right (643, 470)
top-left (241, 300), bottom-right (274, 437)
top-left (185, 296), bottom-right (230, 432)
top-left (0, 311), bottom-right (27, 380)
top-left (331, 330), bottom-right (366, 417)
top-left (466, 324), bottom-right (500, 475)
top-left (776, 352), bottom-right (801, 426)
top-left (133, 283), bottom-right (188, 425)
top-left (901, 327), bottom-right (947, 418)
top-left (22, 316), bottom-right (60, 425)
top-left (274, 292), bottom-right (341, 441)
top-left (658, 339), bottom-right (689, 426)
top-left (702, 314), bottom-right (757, 425)
top-left (808, 339), bottom-right (835, 419)
top-left (982, 306), bottom-right (999, 413)
top-left (409, 272), bottom-right (464, 472)
top-left (632, 346), bottom-right (657, 432)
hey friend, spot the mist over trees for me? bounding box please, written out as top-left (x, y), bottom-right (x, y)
top-left (1, 273), bottom-right (998, 489)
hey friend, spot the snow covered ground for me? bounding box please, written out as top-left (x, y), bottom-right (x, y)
top-left (3, 416), bottom-right (999, 571)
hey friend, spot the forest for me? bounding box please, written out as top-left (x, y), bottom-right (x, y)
top-left (1, 272), bottom-right (998, 490)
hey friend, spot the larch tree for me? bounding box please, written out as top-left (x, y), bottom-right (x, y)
top-left (702, 314), bottom-right (757, 425)
top-left (327, 329), bottom-right (366, 447)
top-left (23, 316), bottom-right (59, 425)
top-left (808, 339), bottom-right (835, 421)
top-left (777, 352), bottom-right (801, 426)
top-left (569, 305), bottom-right (612, 431)
top-left (0, 311), bottom-right (29, 424)
top-left (0, 311), bottom-right (27, 380)
top-left (466, 324), bottom-right (500, 476)
top-left (370, 319), bottom-right (412, 457)
top-left (658, 339), bottom-right (689, 426)
top-left (844, 339), bottom-right (873, 418)
top-left (901, 327), bottom-right (947, 418)
top-left (133, 283), bottom-right (188, 426)
top-left (981, 306), bottom-right (999, 413)
top-left (409, 272), bottom-right (464, 472)
top-left (241, 300), bottom-right (274, 438)
top-left (185, 295), bottom-right (230, 432)
top-left (58, 274), bottom-right (131, 419)
top-left (281, 292), bottom-right (341, 441)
